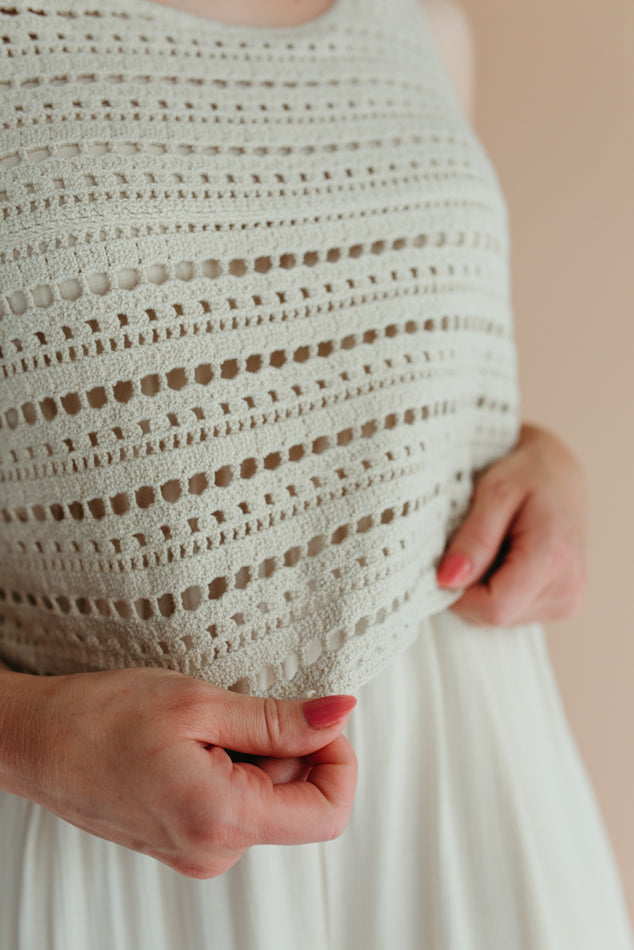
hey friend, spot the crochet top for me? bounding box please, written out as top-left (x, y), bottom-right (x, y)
top-left (0, 0), bottom-right (520, 698)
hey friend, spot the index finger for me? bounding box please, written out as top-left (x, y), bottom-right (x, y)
top-left (227, 734), bottom-right (358, 847)
top-left (450, 529), bottom-right (547, 627)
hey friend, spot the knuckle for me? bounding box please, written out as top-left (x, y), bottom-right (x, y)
top-left (175, 788), bottom-right (229, 854)
top-left (464, 523), bottom-right (498, 557)
top-left (325, 808), bottom-right (352, 841)
top-left (262, 697), bottom-right (284, 751)
top-left (180, 812), bottom-right (221, 853)
top-left (476, 474), bottom-right (517, 509)
top-left (170, 855), bottom-right (228, 880)
top-left (487, 599), bottom-right (515, 627)
top-left (572, 587), bottom-right (586, 614)
top-left (562, 565), bottom-right (587, 616)
top-left (176, 810), bottom-right (246, 875)
top-left (544, 532), bottom-right (584, 590)
top-left (575, 563), bottom-right (588, 598)
top-left (543, 529), bottom-right (567, 565)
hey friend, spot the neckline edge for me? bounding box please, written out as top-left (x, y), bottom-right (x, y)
top-left (129, 0), bottom-right (349, 34)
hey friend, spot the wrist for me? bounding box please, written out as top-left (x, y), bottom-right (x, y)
top-left (0, 669), bottom-right (59, 799)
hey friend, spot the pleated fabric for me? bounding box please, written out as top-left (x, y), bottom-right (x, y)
top-left (1, 610), bottom-right (633, 950)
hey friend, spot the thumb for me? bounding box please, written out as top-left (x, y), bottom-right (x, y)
top-left (198, 689), bottom-right (357, 758)
top-left (436, 476), bottom-right (526, 589)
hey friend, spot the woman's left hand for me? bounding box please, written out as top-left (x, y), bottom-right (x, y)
top-left (436, 423), bottom-right (587, 626)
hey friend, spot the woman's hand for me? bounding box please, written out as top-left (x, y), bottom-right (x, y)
top-left (0, 667), bottom-right (357, 879)
top-left (436, 422), bottom-right (587, 626)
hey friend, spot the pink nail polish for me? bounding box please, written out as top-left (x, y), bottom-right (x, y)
top-left (302, 695), bottom-right (357, 729)
top-left (437, 552), bottom-right (472, 586)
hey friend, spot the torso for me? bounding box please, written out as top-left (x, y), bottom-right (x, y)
top-left (0, 0), bottom-right (504, 695)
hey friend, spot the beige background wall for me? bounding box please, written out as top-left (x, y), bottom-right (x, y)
top-left (454, 0), bottom-right (634, 923)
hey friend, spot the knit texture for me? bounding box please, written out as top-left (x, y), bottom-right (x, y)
top-left (0, 0), bottom-right (520, 697)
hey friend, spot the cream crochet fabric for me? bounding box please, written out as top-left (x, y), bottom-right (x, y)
top-left (0, 0), bottom-right (520, 697)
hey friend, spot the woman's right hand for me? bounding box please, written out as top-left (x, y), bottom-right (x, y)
top-left (0, 666), bottom-right (357, 878)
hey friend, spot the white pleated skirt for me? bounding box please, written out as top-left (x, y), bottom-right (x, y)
top-left (1, 609), bottom-right (633, 950)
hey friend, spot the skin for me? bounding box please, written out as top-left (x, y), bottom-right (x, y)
top-left (0, 0), bottom-right (588, 878)
top-left (436, 423), bottom-right (587, 626)
top-left (145, 0), bottom-right (340, 28)
top-left (0, 669), bottom-right (357, 878)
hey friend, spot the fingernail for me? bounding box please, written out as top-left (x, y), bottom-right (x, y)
top-left (437, 552), bottom-right (472, 587)
top-left (302, 695), bottom-right (357, 729)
